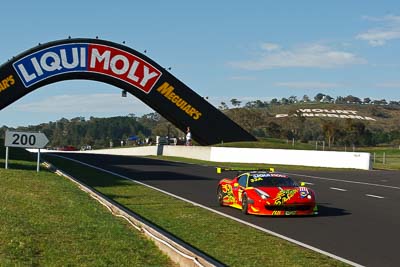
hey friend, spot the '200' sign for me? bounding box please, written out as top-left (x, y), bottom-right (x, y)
top-left (4, 131), bottom-right (49, 149)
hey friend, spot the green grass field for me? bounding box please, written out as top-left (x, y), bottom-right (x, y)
top-left (0, 148), bottom-right (174, 266)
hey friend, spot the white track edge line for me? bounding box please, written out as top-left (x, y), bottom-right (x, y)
top-left (365, 194), bottom-right (385, 199)
top-left (330, 187), bottom-right (347, 192)
top-left (48, 154), bottom-right (364, 267)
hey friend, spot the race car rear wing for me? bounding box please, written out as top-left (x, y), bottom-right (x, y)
top-left (216, 167), bottom-right (275, 174)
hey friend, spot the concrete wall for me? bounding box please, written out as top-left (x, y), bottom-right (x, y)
top-left (161, 146), bottom-right (212, 161)
top-left (36, 145), bottom-right (371, 170)
top-left (78, 146), bottom-right (159, 156)
top-left (209, 147), bottom-right (371, 170)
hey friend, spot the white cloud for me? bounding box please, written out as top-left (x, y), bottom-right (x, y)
top-left (356, 15), bottom-right (400, 46)
top-left (260, 43), bottom-right (280, 51)
top-left (14, 93), bottom-right (153, 113)
top-left (275, 81), bottom-right (341, 89)
top-left (229, 43), bottom-right (366, 70)
top-left (376, 82), bottom-right (400, 88)
top-left (228, 75), bottom-right (257, 81)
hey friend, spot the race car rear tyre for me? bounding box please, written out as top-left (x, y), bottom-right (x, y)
top-left (217, 186), bottom-right (225, 206)
top-left (242, 194), bottom-right (249, 214)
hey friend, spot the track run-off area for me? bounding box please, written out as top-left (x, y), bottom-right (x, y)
top-left (48, 152), bottom-right (399, 267)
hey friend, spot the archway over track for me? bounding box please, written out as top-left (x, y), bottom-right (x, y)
top-left (0, 38), bottom-right (256, 145)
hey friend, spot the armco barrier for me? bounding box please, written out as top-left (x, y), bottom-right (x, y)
top-left (67, 145), bottom-right (372, 170)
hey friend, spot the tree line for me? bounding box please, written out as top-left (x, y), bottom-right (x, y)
top-left (0, 113), bottom-right (188, 149)
top-left (1, 92), bottom-right (400, 148)
top-left (219, 93), bottom-right (400, 110)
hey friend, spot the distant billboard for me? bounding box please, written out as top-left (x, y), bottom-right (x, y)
top-left (275, 108), bottom-right (377, 121)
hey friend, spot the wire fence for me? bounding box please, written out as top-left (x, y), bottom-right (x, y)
top-left (372, 152), bottom-right (400, 169)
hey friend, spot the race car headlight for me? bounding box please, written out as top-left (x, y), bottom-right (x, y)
top-left (255, 188), bottom-right (270, 200)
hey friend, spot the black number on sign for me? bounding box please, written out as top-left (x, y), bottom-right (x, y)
top-left (20, 134), bottom-right (28, 145)
top-left (29, 135), bottom-right (36, 145)
top-left (11, 134), bottom-right (19, 145)
top-left (11, 134), bottom-right (36, 146)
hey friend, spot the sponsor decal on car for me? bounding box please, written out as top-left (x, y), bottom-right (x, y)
top-left (273, 189), bottom-right (297, 205)
top-left (252, 173), bottom-right (287, 178)
top-left (13, 43), bottom-right (162, 93)
top-left (299, 186), bottom-right (309, 198)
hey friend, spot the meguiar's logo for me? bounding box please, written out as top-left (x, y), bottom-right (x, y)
top-left (0, 75), bottom-right (15, 93)
top-left (13, 43), bottom-right (162, 93)
top-left (157, 82), bottom-right (202, 120)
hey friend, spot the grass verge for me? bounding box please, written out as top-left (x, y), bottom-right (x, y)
top-left (0, 149), bottom-right (174, 266)
top-left (43, 154), bottom-right (349, 267)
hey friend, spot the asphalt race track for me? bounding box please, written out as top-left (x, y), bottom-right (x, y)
top-left (48, 153), bottom-right (400, 267)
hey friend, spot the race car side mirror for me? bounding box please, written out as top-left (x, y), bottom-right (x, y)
top-left (234, 183), bottom-right (239, 188)
top-left (300, 182), bottom-right (306, 186)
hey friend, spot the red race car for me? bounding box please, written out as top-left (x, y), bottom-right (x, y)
top-left (217, 168), bottom-right (318, 216)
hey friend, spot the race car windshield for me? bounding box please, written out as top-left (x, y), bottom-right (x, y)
top-left (248, 175), bottom-right (298, 187)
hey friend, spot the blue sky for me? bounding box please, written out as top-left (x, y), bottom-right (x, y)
top-left (1, 1), bottom-right (400, 127)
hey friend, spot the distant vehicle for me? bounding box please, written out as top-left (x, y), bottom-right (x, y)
top-left (57, 146), bottom-right (78, 151)
top-left (80, 145), bottom-right (92, 151)
top-left (217, 169), bottom-right (318, 216)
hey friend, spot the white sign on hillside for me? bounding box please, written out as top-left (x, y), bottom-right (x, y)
top-left (275, 108), bottom-right (377, 121)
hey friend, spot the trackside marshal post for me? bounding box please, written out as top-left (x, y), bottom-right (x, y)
top-left (4, 131), bottom-right (49, 172)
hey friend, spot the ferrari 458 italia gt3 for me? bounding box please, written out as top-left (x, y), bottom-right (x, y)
top-left (217, 169), bottom-right (318, 216)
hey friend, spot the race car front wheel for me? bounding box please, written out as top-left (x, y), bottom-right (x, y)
top-left (242, 194), bottom-right (249, 214)
top-left (217, 186), bottom-right (225, 206)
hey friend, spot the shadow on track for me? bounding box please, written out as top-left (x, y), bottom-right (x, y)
top-left (316, 204), bottom-right (351, 217)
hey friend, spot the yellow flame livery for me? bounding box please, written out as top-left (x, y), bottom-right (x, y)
top-left (273, 189), bottom-right (297, 205)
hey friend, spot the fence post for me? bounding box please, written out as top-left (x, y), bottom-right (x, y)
top-left (383, 152), bottom-right (386, 165)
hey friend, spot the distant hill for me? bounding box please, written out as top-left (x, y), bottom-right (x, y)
top-left (223, 102), bottom-right (400, 147)
top-left (268, 102), bottom-right (399, 129)
top-left (1, 102), bottom-right (400, 148)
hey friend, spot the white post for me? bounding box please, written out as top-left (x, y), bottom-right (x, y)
top-left (5, 146), bottom-right (9, 169)
top-left (37, 149), bottom-right (41, 172)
